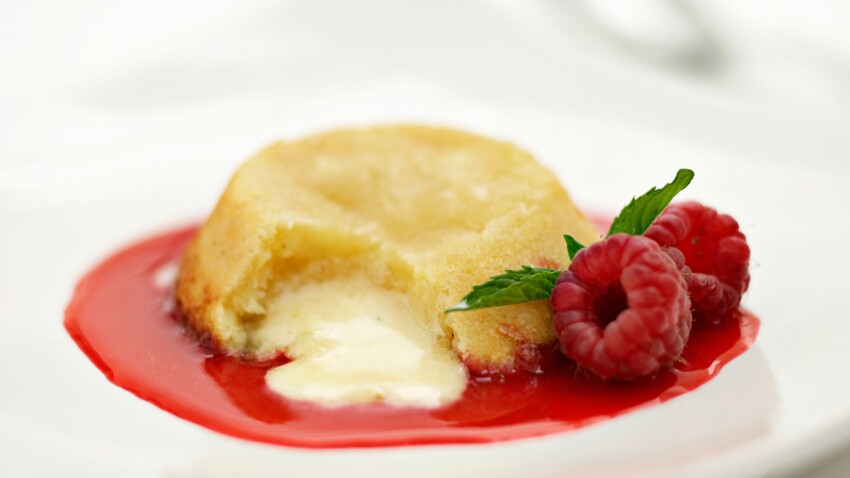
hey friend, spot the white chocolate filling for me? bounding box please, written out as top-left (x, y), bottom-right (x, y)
top-left (250, 275), bottom-right (467, 407)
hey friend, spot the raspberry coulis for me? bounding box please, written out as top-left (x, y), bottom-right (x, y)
top-left (64, 225), bottom-right (759, 448)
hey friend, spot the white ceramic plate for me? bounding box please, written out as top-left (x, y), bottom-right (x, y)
top-left (2, 86), bottom-right (849, 477)
top-left (2, 2), bottom-right (850, 476)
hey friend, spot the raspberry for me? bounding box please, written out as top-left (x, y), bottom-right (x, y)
top-left (550, 234), bottom-right (692, 380)
top-left (645, 202), bottom-right (750, 316)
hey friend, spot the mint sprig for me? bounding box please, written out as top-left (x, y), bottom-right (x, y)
top-left (445, 169), bottom-right (693, 313)
top-left (564, 234), bottom-right (585, 261)
top-left (606, 169), bottom-right (694, 236)
top-left (444, 266), bottom-right (560, 313)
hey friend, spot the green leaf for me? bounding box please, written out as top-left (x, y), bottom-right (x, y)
top-left (564, 234), bottom-right (586, 261)
top-left (607, 169), bottom-right (694, 237)
top-left (444, 266), bottom-right (561, 313)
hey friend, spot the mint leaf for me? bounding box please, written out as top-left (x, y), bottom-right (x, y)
top-left (448, 169), bottom-right (694, 314)
top-left (564, 234), bottom-right (585, 261)
top-left (607, 168), bottom-right (694, 237)
top-left (444, 266), bottom-right (560, 313)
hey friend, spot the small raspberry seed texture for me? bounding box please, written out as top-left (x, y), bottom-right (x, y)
top-left (645, 201), bottom-right (750, 316)
top-left (551, 234), bottom-right (692, 380)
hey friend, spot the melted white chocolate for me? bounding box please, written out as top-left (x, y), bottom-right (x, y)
top-left (251, 275), bottom-right (467, 407)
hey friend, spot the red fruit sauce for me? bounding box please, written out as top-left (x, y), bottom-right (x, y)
top-left (64, 225), bottom-right (759, 448)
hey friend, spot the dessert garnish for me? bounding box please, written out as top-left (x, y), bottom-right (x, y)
top-left (447, 169), bottom-right (752, 380)
top-left (552, 234), bottom-right (692, 380)
top-left (645, 201), bottom-right (751, 316)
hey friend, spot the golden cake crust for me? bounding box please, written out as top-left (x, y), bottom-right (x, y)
top-left (176, 125), bottom-right (599, 373)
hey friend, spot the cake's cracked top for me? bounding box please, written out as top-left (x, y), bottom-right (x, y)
top-left (176, 125), bottom-right (599, 374)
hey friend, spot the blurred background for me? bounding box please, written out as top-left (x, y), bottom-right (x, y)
top-left (2, 1), bottom-right (850, 476)
top-left (3, 0), bottom-right (849, 212)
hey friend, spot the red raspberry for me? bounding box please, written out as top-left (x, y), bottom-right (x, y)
top-left (551, 234), bottom-right (692, 380)
top-left (645, 202), bottom-right (750, 316)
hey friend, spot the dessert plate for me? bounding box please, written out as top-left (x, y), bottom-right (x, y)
top-left (2, 84), bottom-right (849, 477)
top-left (3, 0), bottom-right (850, 474)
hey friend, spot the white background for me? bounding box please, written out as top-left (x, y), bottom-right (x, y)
top-left (2, 1), bottom-right (850, 476)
